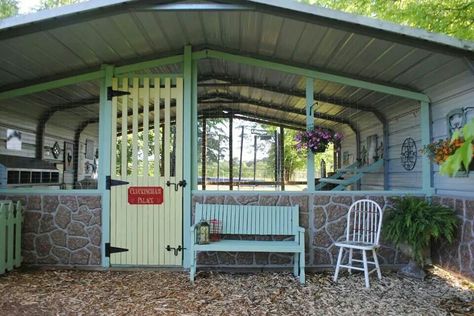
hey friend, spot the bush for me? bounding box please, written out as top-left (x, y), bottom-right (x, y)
top-left (383, 197), bottom-right (458, 265)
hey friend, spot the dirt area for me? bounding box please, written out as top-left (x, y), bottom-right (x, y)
top-left (0, 267), bottom-right (472, 315)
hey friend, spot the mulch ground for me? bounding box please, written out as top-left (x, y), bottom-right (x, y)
top-left (0, 267), bottom-right (472, 315)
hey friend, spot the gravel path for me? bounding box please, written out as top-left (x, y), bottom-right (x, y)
top-left (0, 267), bottom-right (472, 315)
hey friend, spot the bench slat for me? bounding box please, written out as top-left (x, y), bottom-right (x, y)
top-left (194, 240), bottom-right (301, 253)
top-left (195, 204), bottom-right (298, 235)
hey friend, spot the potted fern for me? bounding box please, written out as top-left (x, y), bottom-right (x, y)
top-left (383, 196), bottom-right (458, 279)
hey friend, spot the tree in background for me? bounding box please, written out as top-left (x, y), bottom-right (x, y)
top-left (302, 0), bottom-right (474, 41)
top-left (0, 0), bottom-right (18, 19)
top-left (37, 0), bottom-right (83, 10)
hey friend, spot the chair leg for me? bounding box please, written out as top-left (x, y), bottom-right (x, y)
top-left (372, 249), bottom-right (382, 280)
top-left (362, 250), bottom-right (370, 288)
top-left (348, 248), bottom-right (353, 274)
top-left (293, 253), bottom-right (299, 277)
top-left (190, 251), bottom-right (196, 283)
top-left (333, 247), bottom-right (344, 282)
top-left (299, 251), bottom-right (305, 284)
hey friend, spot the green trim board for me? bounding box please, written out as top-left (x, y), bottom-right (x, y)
top-left (420, 101), bottom-right (433, 194)
top-left (114, 55), bottom-right (184, 75)
top-left (193, 49), bottom-right (430, 102)
top-left (0, 71), bottom-right (104, 101)
top-left (182, 46), bottom-right (193, 269)
top-left (98, 65), bottom-right (114, 268)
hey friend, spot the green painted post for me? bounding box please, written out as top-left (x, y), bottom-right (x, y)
top-left (306, 78), bottom-right (315, 192)
top-left (0, 202), bottom-right (6, 274)
top-left (420, 101), bottom-right (433, 194)
top-left (183, 46), bottom-right (193, 268)
top-left (191, 61), bottom-right (198, 190)
top-left (98, 65), bottom-right (114, 268)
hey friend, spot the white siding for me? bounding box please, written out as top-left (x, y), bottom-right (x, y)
top-left (426, 70), bottom-right (474, 198)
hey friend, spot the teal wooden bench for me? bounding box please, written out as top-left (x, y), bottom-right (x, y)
top-left (190, 203), bottom-right (305, 284)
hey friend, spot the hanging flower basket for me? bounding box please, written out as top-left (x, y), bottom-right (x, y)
top-left (421, 137), bottom-right (474, 165)
top-left (294, 127), bottom-right (342, 154)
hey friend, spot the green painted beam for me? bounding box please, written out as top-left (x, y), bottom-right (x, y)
top-left (0, 70), bottom-right (104, 100)
top-left (420, 101), bottom-right (433, 194)
top-left (306, 77), bottom-right (315, 192)
top-left (196, 49), bottom-right (430, 102)
top-left (98, 65), bottom-right (114, 268)
top-left (182, 46), bottom-right (193, 269)
top-left (114, 55), bottom-right (184, 75)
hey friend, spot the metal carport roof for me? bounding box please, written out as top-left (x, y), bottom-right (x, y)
top-left (0, 0), bottom-right (473, 131)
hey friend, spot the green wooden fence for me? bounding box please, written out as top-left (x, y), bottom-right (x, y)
top-left (0, 200), bottom-right (23, 274)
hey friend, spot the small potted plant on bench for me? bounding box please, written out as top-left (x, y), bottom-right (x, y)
top-left (383, 196), bottom-right (458, 280)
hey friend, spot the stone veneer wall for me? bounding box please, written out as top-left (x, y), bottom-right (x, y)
top-left (0, 194), bottom-right (102, 266)
top-left (432, 196), bottom-right (474, 280)
top-left (192, 193), bottom-right (412, 269)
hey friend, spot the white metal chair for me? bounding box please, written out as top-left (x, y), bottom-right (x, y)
top-left (333, 199), bottom-right (383, 288)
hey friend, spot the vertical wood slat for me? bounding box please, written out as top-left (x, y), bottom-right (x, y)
top-left (14, 201), bottom-right (22, 268)
top-left (0, 201), bottom-right (22, 275)
top-left (143, 78), bottom-right (150, 176)
top-left (0, 203), bottom-right (5, 273)
top-left (110, 78), bottom-right (118, 263)
top-left (6, 202), bottom-right (14, 270)
top-left (120, 78), bottom-right (128, 264)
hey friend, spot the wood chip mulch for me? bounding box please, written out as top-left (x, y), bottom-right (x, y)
top-left (0, 267), bottom-right (472, 315)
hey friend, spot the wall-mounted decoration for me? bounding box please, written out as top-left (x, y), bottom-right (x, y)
top-left (342, 151), bottom-right (353, 166)
top-left (52, 142), bottom-right (61, 159)
top-left (85, 139), bottom-right (95, 160)
top-left (447, 107), bottom-right (474, 136)
top-left (446, 106), bottom-right (474, 173)
top-left (367, 134), bottom-right (378, 164)
top-left (64, 142), bottom-right (74, 172)
top-left (6, 129), bottom-right (22, 151)
top-left (401, 137), bottom-right (417, 171)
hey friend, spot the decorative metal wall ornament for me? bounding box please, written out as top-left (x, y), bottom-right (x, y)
top-left (401, 137), bottom-right (417, 171)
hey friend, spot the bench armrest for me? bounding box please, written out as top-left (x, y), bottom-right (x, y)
top-left (297, 227), bottom-right (305, 233)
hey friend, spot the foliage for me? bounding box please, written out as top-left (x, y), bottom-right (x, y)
top-left (383, 197), bottom-right (458, 265)
top-left (295, 127), bottom-right (342, 154)
top-left (421, 138), bottom-right (465, 165)
top-left (0, 0), bottom-right (18, 19)
top-left (37, 0), bottom-right (84, 10)
top-left (440, 118), bottom-right (474, 176)
top-left (302, 0), bottom-right (474, 41)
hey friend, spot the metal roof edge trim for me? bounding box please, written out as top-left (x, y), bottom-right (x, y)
top-left (0, 0), bottom-right (134, 29)
top-left (0, 0), bottom-right (472, 56)
top-left (249, 0), bottom-right (474, 54)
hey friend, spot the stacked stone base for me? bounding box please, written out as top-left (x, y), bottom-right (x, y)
top-left (0, 194), bottom-right (102, 266)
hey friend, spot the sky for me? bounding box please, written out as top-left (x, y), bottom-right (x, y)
top-left (17, 0), bottom-right (42, 14)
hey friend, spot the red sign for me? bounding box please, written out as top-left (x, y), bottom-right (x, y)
top-left (128, 186), bottom-right (164, 205)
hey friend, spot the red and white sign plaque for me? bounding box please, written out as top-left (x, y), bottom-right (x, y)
top-left (128, 186), bottom-right (164, 205)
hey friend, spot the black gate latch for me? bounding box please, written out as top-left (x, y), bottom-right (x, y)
top-left (166, 180), bottom-right (186, 191)
top-left (105, 243), bottom-right (129, 257)
top-left (107, 87), bottom-right (131, 101)
top-left (166, 245), bottom-right (185, 256)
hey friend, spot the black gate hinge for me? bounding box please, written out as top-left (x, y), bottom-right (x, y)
top-left (106, 175), bottom-right (129, 190)
top-left (107, 87), bottom-right (131, 101)
top-left (105, 243), bottom-right (129, 257)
